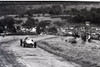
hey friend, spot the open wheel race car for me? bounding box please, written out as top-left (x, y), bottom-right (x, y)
top-left (20, 37), bottom-right (37, 48)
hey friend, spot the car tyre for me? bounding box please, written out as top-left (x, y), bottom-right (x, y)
top-left (34, 42), bottom-right (37, 48)
top-left (23, 44), bottom-right (25, 47)
top-left (23, 43), bottom-right (26, 47)
top-left (20, 39), bottom-right (23, 46)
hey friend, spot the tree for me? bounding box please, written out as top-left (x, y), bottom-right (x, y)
top-left (71, 7), bottom-right (100, 25)
top-left (26, 9), bottom-right (33, 17)
top-left (22, 17), bottom-right (35, 28)
top-left (36, 20), bottom-right (50, 34)
top-left (63, 10), bottom-right (71, 15)
top-left (0, 19), bottom-right (5, 30)
top-left (19, 13), bottom-right (25, 18)
top-left (54, 21), bottom-right (64, 27)
top-left (49, 5), bottom-right (62, 15)
top-left (49, 9), bottom-right (55, 15)
top-left (0, 26), bottom-right (3, 33)
top-left (48, 26), bottom-right (57, 34)
top-left (70, 8), bottom-right (79, 15)
top-left (3, 16), bottom-right (16, 33)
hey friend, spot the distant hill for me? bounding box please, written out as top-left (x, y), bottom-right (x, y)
top-left (0, 1), bottom-right (100, 5)
top-left (0, 2), bottom-right (100, 16)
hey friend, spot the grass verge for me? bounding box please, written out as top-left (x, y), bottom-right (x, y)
top-left (37, 37), bottom-right (100, 67)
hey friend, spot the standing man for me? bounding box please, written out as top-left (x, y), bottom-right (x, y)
top-left (81, 21), bottom-right (91, 43)
top-left (85, 21), bottom-right (91, 43)
top-left (81, 31), bottom-right (86, 43)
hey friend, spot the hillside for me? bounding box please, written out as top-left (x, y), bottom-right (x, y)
top-left (0, 2), bottom-right (100, 16)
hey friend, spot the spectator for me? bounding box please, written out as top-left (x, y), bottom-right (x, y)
top-left (81, 32), bottom-right (86, 43)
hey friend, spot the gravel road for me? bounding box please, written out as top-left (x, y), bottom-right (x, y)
top-left (0, 35), bottom-right (81, 67)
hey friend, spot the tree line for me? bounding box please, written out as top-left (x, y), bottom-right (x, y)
top-left (26, 5), bottom-right (100, 25)
top-left (69, 7), bottom-right (100, 24)
top-left (1, 4), bottom-right (100, 33)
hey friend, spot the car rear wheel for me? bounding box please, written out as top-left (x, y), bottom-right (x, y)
top-left (34, 42), bottom-right (37, 48)
top-left (23, 43), bottom-right (26, 47)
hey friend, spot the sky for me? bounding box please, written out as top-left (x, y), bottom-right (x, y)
top-left (0, 0), bottom-right (100, 1)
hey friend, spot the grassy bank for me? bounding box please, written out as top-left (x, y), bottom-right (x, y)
top-left (37, 37), bottom-right (100, 67)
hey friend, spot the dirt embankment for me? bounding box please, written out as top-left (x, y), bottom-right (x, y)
top-left (37, 36), bottom-right (100, 67)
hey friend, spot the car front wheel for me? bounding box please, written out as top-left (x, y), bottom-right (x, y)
top-left (34, 42), bottom-right (37, 48)
top-left (20, 39), bottom-right (23, 46)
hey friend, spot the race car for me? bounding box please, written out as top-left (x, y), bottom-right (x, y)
top-left (20, 37), bottom-right (37, 48)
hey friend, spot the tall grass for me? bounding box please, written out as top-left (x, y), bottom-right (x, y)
top-left (37, 38), bottom-right (100, 67)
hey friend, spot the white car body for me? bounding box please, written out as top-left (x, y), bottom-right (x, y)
top-left (25, 39), bottom-right (34, 44)
top-left (20, 37), bottom-right (37, 48)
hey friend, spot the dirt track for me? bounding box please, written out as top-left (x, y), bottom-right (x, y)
top-left (0, 35), bottom-right (81, 67)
